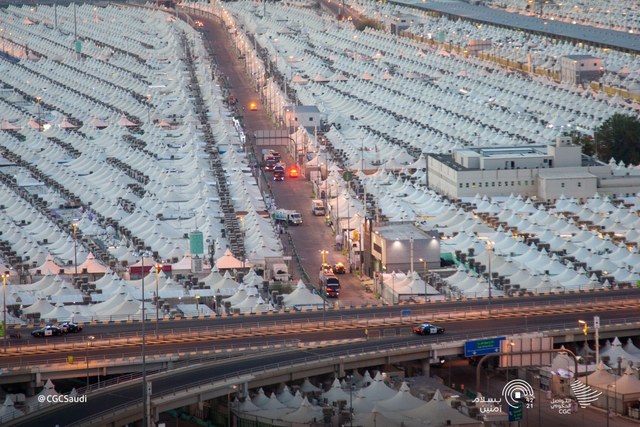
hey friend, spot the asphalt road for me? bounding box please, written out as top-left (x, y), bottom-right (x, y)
top-left (16, 305), bottom-right (640, 426)
top-left (6, 302), bottom-right (640, 371)
top-left (9, 289), bottom-right (639, 347)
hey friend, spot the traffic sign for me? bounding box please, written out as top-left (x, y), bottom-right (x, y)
top-left (342, 171), bottom-right (353, 181)
top-left (464, 337), bottom-right (505, 357)
top-left (401, 310), bottom-right (412, 316)
top-left (508, 403), bottom-right (523, 422)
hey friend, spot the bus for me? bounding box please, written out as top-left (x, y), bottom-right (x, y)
top-left (319, 269), bottom-right (341, 298)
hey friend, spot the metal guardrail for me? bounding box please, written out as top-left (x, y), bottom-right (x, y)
top-left (4, 295), bottom-right (638, 354)
top-left (0, 340), bottom-right (300, 425)
top-left (64, 314), bottom-right (640, 427)
top-left (0, 340), bottom-right (300, 370)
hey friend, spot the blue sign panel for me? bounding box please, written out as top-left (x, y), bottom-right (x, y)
top-left (401, 310), bottom-right (412, 315)
top-left (464, 337), bottom-right (506, 357)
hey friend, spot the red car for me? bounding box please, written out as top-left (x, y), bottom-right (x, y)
top-left (289, 167), bottom-right (299, 178)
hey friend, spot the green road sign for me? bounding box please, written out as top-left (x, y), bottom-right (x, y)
top-left (508, 403), bottom-right (523, 422)
top-left (343, 171), bottom-right (353, 181)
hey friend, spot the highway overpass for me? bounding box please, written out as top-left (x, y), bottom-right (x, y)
top-left (6, 308), bottom-right (640, 427)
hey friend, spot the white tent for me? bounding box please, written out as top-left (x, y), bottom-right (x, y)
top-left (280, 397), bottom-right (322, 423)
top-left (401, 389), bottom-right (478, 425)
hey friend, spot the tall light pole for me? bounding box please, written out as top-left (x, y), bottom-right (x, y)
top-left (155, 264), bottom-right (162, 336)
top-left (141, 252), bottom-right (148, 427)
top-left (354, 34), bottom-right (358, 60)
top-left (346, 375), bottom-right (354, 427)
top-left (486, 240), bottom-right (495, 316)
top-left (228, 385), bottom-right (237, 427)
top-left (73, 223), bottom-right (78, 277)
top-left (36, 97), bottom-right (41, 131)
top-left (419, 258), bottom-right (427, 299)
top-left (86, 336), bottom-right (94, 388)
top-left (410, 232), bottom-right (414, 273)
top-left (147, 94), bottom-right (151, 124)
top-left (320, 250), bottom-right (328, 326)
top-left (1, 274), bottom-right (8, 347)
top-left (607, 384), bottom-right (615, 427)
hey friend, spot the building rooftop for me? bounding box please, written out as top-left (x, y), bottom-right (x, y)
top-left (393, 0), bottom-right (640, 52)
top-left (375, 223), bottom-right (433, 241)
top-left (284, 106), bottom-right (320, 113)
top-left (457, 146), bottom-right (548, 159)
top-left (563, 55), bottom-right (601, 60)
top-left (538, 170), bottom-right (597, 179)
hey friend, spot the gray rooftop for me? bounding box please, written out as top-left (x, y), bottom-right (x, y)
top-left (393, 0), bottom-right (640, 52)
top-left (563, 55), bottom-right (600, 60)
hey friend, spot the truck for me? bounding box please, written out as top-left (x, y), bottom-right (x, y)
top-left (265, 156), bottom-right (276, 171)
top-left (319, 269), bottom-right (341, 297)
top-left (275, 209), bottom-right (303, 225)
top-left (312, 199), bottom-right (325, 216)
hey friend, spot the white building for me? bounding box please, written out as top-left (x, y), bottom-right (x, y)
top-left (560, 55), bottom-right (603, 84)
top-left (428, 136), bottom-right (640, 202)
top-left (370, 223), bottom-right (440, 272)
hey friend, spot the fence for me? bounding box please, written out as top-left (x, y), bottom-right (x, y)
top-left (65, 315), bottom-right (640, 427)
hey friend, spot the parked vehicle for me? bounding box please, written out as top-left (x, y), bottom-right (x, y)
top-left (312, 199), bottom-right (325, 216)
top-left (275, 209), bottom-right (303, 225)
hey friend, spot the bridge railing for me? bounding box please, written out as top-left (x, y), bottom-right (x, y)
top-left (0, 339), bottom-right (299, 370)
top-left (65, 315), bottom-right (640, 427)
top-left (4, 294), bottom-right (637, 354)
top-left (0, 341), bottom-right (300, 425)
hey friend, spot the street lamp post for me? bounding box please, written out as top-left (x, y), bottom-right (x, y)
top-left (419, 258), bottom-right (427, 300)
top-left (155, 264), bottom-right (162, 336)
top-left (73, 223), bottom-right (78, 277)
top-left (36, 97), bottom-right (41, 131)
top-left (2, 274), bottom-right (8, 347)
top-left (607, 384), bottom-right (615, 427)
top-left (86, 336), bottom-right (94, 388)
top-left (346, 375), bottom-right (354, 427)
top-left (486, 240), bottom-right (495, 316)
top-left (141, 251), bottom-right (149, 427)
top-left (320, 250), bottom-right (328, 326)
top-left (147, 94), bottom-right (151, 124)
top-left (228, 385), bottom-right (237, 427)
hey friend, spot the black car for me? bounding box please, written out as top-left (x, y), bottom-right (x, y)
top-left (31, 325), bottom-right (62, 337)
top-left (59, 322), bottom-right (83, 333)
top-left (413, 323), bottom-right (444, 335)
top-left (333, 262), bottom-right (346, 274)
top-left (272, 151), bottom-right (281, 162)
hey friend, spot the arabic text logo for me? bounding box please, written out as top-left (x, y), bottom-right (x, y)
top-left (570, 381), bottom-right (602, 408)
top-left (502, 379), bottom-right (535, 408)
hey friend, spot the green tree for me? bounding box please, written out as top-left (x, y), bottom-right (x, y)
top-left (596, 113), bottom-right (640, 164)
top-left (355, 18), bottom-right (379, 32)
